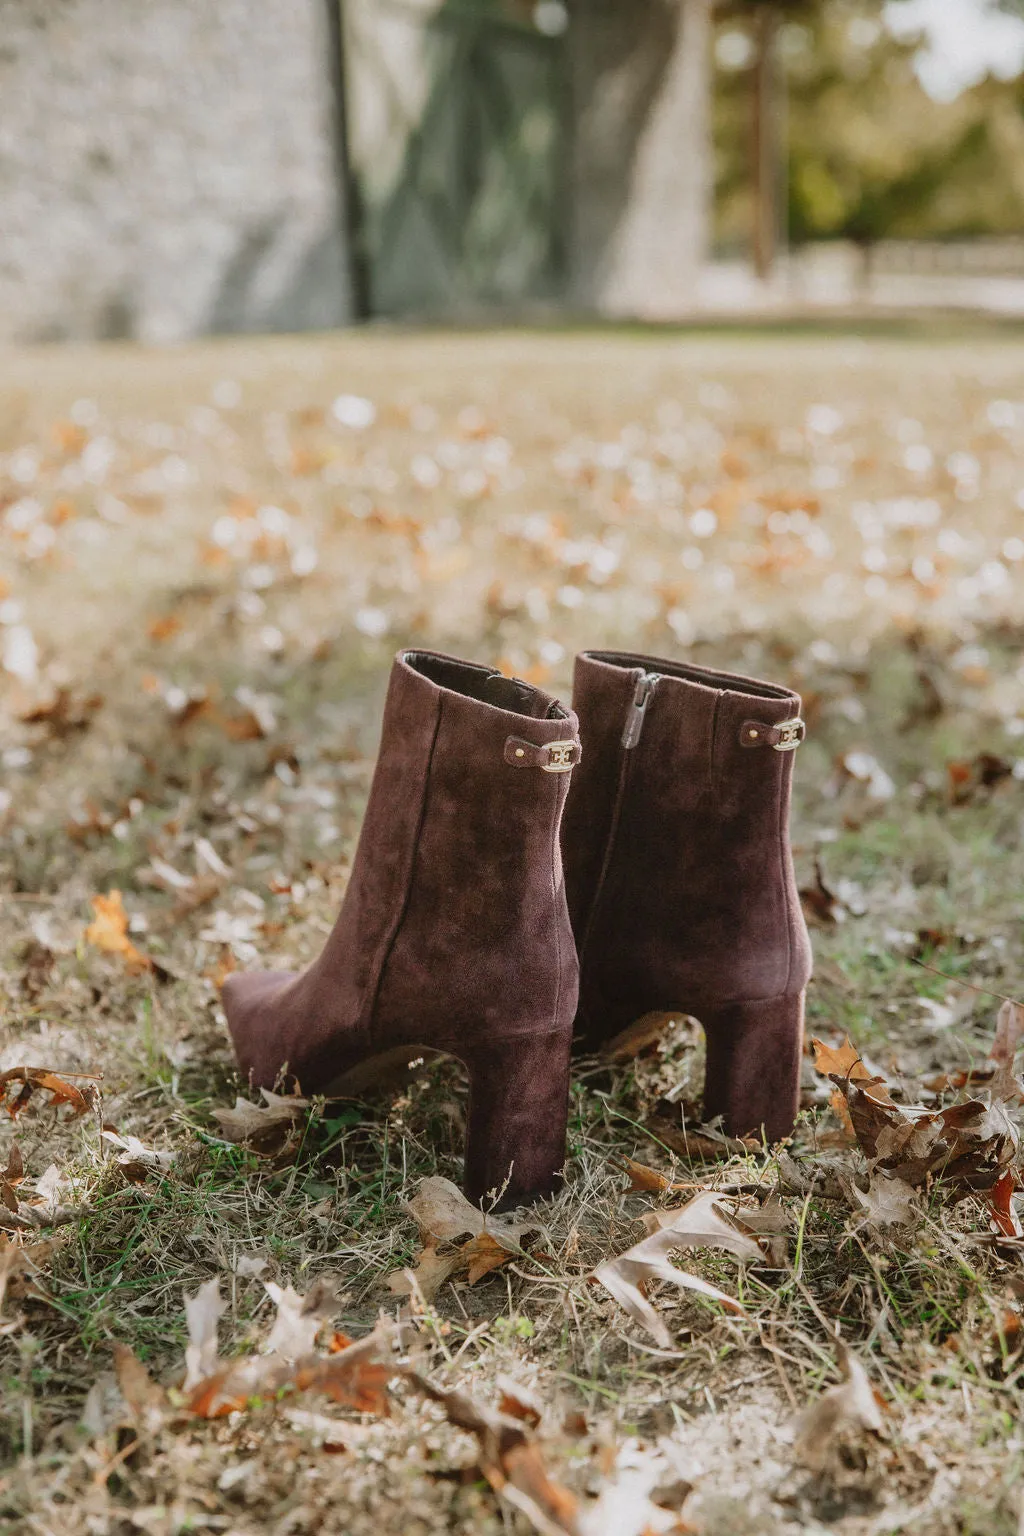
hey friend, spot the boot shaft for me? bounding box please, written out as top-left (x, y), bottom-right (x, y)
top-left (564, 650), bottom-right (811, 1029)
top-left (369, 652), bottom-right (581, 1050)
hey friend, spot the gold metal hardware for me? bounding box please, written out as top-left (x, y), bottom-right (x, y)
top-left (773, 719), bottom-right (805, 752)
top-left (543, 741), bottom-right (577, 773)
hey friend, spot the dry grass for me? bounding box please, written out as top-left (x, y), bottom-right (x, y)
top-left (1, 327), bottom-right (1023, 1533)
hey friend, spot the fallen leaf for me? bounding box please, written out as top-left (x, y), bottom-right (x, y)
top-left (838, 1080), bottom-right (1017, 1190)
top-left (101, 1130), bottom-right (176, 1181)
top-left (183, 1277), bottom-right (226, 1389)
top-left (406, 1372), bottom-right (578, 1535)
top-left (645, 1118), bottom-right (759, 1161)
top-left (497, 1376), bottom-right (543, 1428)
top-left (262, 1276), bottom-right (345, 1360)
top-left (404, 1175), bottom-right (533, 1249)
top-left (212, 1088), bottom-right (310, 1151)
top-left (987, 1169), bottom-right (1022, 1239)
top-left (623, 1158), bottom-right (676, 1194)
top-left (603, 1012), bottom-right (681, 1062)
top-left (593, 1190), bottom-right (764, 1347)
top-left (114, 1343), bottom-right (166, 1430)
top-left (185, 1321), bottom-right (396, 1420)
top-left (989, 999), bottom-right (1024, 1101)
top-left (812, 1035), bottom-right (876, 1085)
top-left (800, 859), bottom-right (844, 927)
top-left (85, 890), bottom-right (152, 974)
top-left (464, 1231), bottom-right (516, 1285)
top-left (0, 1066), bottom-right (96, 1120)
top-left (795, 1341), bottom-right (886, 1469)
top-left (848, 1173), bottom-right (922, 1232)
top-left (386, 1245), bottom-right (462, 1304)
top-left (386, 1229), bottom-right (518, 1303)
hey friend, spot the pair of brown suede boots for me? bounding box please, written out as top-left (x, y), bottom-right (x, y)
top-left (222, 649), bottom-right (811, 1209)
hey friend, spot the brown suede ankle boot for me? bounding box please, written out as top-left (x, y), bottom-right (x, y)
top-left (222, 650), bottom-right (581, 1207)
top-left (562, 650), bottom-right (812, 1143)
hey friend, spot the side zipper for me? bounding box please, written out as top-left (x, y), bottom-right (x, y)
top-left (579, 671), bottom-right (661, 994)
top-left (621, 672), bottom-right (661, 749)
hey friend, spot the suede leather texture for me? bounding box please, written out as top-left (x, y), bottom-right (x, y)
top-left (222, 650), bottom-right (579, 1206)
top-left (562, 649), bottom-right (812, 1140)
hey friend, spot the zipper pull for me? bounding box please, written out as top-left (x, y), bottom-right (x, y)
top-left (622, 672), bottom-right (660, 749)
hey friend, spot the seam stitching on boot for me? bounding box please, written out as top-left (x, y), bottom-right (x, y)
top-left (550, 774), bottom-right (563, 1033)
top-left (779, 751), bottom-right (795, 999)
top-left (365, 691), bottom-right (444, 1031)
top-left (708, 692), bottom-right (723, 794)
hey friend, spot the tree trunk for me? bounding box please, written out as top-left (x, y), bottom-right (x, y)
top-left (569, 0), bottom-right (712, 317)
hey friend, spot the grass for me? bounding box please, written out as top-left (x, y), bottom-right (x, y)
top-left (0, 329), bottom-right (1023, 1532)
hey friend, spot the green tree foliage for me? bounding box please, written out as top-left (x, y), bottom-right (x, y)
top-left (713, 0), bottom-right (1024, 250)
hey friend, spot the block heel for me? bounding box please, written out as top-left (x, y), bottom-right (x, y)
top-left (701, 991), bottom-right (805, 1143)
top-left (462, 1031), bottom-right (571, 1210)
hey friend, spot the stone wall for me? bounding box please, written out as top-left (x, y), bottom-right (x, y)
top-left (0, 0), bottom-right (351, 342)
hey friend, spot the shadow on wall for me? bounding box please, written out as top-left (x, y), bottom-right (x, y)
top-left (566, 0), bottom-right (681, 306)
top-left (204, 220), bottom-right (350, 335)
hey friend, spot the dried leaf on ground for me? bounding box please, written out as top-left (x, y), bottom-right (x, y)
top-left (795, 1341), bottom-right (887, 1469)
top-left (623, 1158), bottom-right (681, 1194)
top-left (645, 1118), bottom-right (759, 1162)
top-left (922, 999), bottom-right (1024, 1097)
top-left (602, 1012), bottom-right (681, 1062)
top-left (726, 1192), bottom-right (792, 1265)
top-left (406, 1372), bottom-right (579, 1536)
top-left (593, 1190), bottom-right (764, 1347)
top-left (812, 1034), bottom-right (882, 1088)
top-left (800, 859), bottom-right (845, 927)
top-left (0, 1240), bottom-right (28, 1333)
top-left (836, 1078), bottom-right (1017, 1190)
top-left (386, 1227), bottom-right (521, 1303)
top-left (1, 1142), bottom-right (24, 1201)
top-left (262, 1276), bottom-right (346, 1360)
top-left (986, 1169), bottom-right (1022, 1239)
top-left (84, 889), bottom-right (152, 973)
top-left (848, 1172), bottom-right (923, 1233)
top-left (404, 1175), bottom-right (534, 1248)
top-left (988, 999), bottom-right (1024, 1101)
top-left (183, 1277), bottom-right (227, 1389)
top-left (113, 1343), bottom-right (166, 1431)
top-left (101, 1129), bottom-right (176, 1182)
top-left (186, 1321), bottom-right (395, 1420)
top-left (577, 1440), bottom-right (695, 1536)
top-left (386, 1245), bottom-right (462, 1304)
top-left (211, 1088), bottom-right (310, 1151)
top-left (0, 1066), bottom-right (97, 1120)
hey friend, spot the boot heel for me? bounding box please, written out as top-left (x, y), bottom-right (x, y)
top-left (462, 1032), bottom-right (571, 1209)
top-left (701, 992), bottom-right (805, 1143)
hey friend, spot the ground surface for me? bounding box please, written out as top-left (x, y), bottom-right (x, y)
top-left (1, 328), bottom-right (1023, 1535)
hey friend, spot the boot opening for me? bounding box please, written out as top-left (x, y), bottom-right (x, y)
top-left (583, 650), bottom-right (795, 703)
top-left (404, 651), bottom-right (568, 719)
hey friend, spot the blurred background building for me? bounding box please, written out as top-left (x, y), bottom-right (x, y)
top-left (2, 0), bottom-right (1024, 342)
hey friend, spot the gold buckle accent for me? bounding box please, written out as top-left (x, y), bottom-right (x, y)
top-left (773, 719), bottom-right (805, 752)
top-left (543, 741), bottom-right (577, 773)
